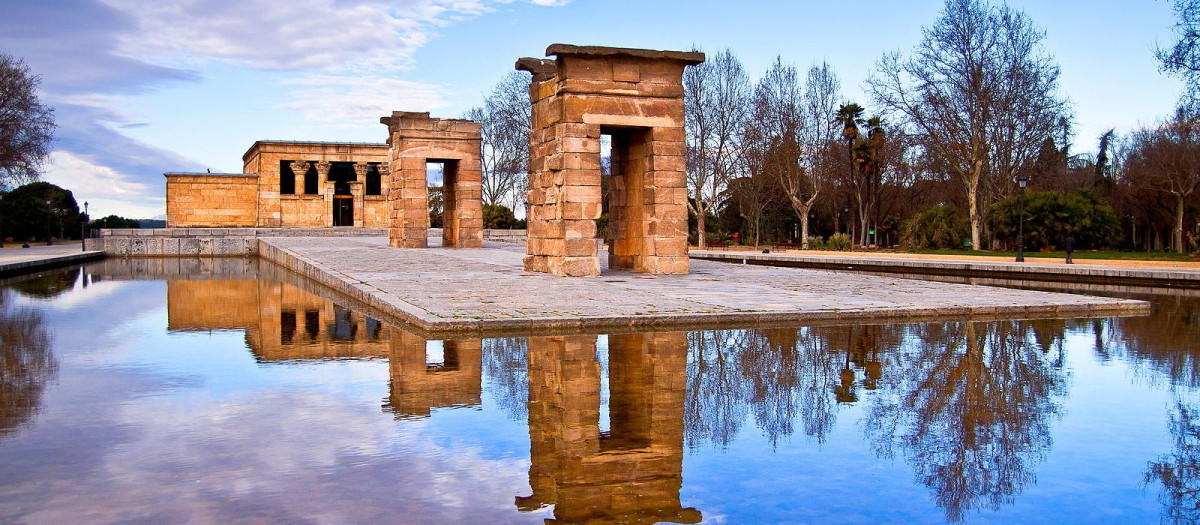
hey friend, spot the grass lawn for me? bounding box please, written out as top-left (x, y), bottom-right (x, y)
top-left (907, 248), bottom-right (1198, 262)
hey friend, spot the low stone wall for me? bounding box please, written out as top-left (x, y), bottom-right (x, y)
top-left (87, 227), bottom-right (526, 256)
top-left (87, 228), bottom-right (387, 256)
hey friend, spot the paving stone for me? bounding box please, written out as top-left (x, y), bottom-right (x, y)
top-left (259, 236), bottom-right (1149, 334)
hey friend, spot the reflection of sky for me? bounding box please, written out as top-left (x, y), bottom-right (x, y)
top-left (0, 268), bottom-right (1192, 523)
top-left (0, 273), bottom-right (543, 523)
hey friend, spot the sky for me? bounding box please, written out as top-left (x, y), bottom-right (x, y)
top-left (0, 0), bottom-right (1187, 219)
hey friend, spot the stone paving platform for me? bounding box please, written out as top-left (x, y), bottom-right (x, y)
top-left (0, 244), bottom-right (104, 276)
top-left (257, 236), bottom-right (1149, 334)
top-left (691, 250), bottom-right (1200, 288)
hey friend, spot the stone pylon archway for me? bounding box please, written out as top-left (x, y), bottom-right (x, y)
top-left (516, 44), bottom-right (704, 277)
top-left (380, 111), bottom-right (484, 249)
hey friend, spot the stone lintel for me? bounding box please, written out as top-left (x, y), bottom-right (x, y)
top-left (545, 44), bottom-right (705, 65)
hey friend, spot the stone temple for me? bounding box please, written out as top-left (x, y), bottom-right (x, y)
top-left (167, 140), bottom-right (390, 228)
top-left (161, 43), bottom-right (704, 276)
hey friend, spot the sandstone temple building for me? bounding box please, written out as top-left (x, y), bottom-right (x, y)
top-left (167, 140), bottom-right (390, 228)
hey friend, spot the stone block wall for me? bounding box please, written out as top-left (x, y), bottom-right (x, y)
top-left (381, 112), bottom-right (484, 248)
top-left (165, 173), bottom-right (259, 227)
top-left (517, 45), bottom-right (702, 276)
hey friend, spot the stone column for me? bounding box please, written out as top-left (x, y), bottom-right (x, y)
top-left (315, 161), bottom-right (332, 201)
top-left (289, 160), bottom-right (309, 195)
top-left (353, 163), bottom-right (370, 228)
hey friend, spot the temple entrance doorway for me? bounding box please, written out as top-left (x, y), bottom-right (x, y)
top-left (333, 196), bottom-right (353, 226)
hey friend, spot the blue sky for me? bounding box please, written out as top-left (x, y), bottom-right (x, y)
top-left (0, 0), bottom-right (1185, 218)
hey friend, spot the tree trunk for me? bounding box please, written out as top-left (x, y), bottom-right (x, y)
top-left (754, 217), bottom-right (761, 248)
top-left (967, 170), bottom-right (981, 251)
top-left (1175, 193), bottom-right (1186, 254)
top-left (800, 213), bottom-right (811, 249)
top-left (696, 207), bottom-right (707, 249)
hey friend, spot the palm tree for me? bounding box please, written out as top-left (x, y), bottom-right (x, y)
top-left (835, 103), bottom-right (866, 242)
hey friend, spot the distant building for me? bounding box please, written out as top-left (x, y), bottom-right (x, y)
top-left (165, 140), bottom-right (389, 228)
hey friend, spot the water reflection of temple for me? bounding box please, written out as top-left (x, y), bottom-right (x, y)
top-left (385, 331), bottom-right (482, 419)
top-left (165, 279), bottom-right (482, 418)
top-left (518, 333), bottom-right (701, 525)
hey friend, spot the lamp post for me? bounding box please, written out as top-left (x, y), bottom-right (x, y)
top-left (843, 205), bottom-right (850, 236)
top-left (81, 201), bottom-right (89, 252)
top-left (45, 197), bottom-right (53, 246)
top-left (1016, 175), bottom-right (1028, 262)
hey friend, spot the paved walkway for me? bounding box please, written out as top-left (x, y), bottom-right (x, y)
top-left (0, 243), bottom-right (104, 276)
top-left (691, 249), bottom-right (1200, 287)
top-left (258, 236), bottom-right (1147, 334)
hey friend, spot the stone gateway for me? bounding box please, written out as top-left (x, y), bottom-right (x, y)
top-left (517, 44), bottom-right (704, 276)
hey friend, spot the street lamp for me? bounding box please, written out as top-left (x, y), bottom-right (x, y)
top-left (843, 205), bottom-right (850, 236)
top-left (44, 197), bottom-right (53, 246)
top-left (81, 201), bottom-right (89, 252)
top-left (1016, 175), bottom-right (1028, 262)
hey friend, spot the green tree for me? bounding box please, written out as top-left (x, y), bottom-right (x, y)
top-left (901, 204), bottom-right (969, 249)
top-left (0, 182), bottom-right (81, 242)
top-left (482, 203), bottom-right (517, 229)
top-left (987, 190), bottom-right (1120, 250)
top-left (89, 215), bottom-right (140, 229)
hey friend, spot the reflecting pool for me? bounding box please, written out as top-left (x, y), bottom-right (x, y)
top-left (0, 259), bottom-right (1198, 523)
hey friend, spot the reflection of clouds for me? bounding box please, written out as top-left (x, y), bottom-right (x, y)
top-left (19, 390), bottom-right (537, 522)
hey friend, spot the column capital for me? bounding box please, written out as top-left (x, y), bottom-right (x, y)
top-left (289, 160), bottom-right (310, 174)
top-left (315, 161), bottom-right (332, 178)
top-left (377, 164), bottom-right (390, 176)
top-left (353, 162), bottom-right (370, 178)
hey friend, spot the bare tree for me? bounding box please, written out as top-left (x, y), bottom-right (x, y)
top-left (0, 55), bottom-right (54, 189)
top-left (685, 49), bottom-right (750, 249)
top-left (1160, 0), bottom-right (1200, 109)
top-left (749, 58), bottom-right (840, 249)
top-left (868, 0), bottom-right (1067, 250)
top-left (1124, 110), bottom-right (1200, 253)
top-left (466, 72), bottom-right (530, 210)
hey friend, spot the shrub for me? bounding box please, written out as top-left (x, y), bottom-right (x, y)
top-left (827, 232), bottom-right (853, 251)
top-left (901, 205), bottom-right (969, 249)
top-left (988, 191), bottom-right (1120, 250)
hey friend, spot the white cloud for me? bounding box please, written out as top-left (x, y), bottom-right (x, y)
top-left (282, 75), bottom-right (450, 126)
top-left (43, 151), bottom-right (151, 200)
top-left (42, 151), bottom-right (164, 218)
top-left (101, 0), bottom-right (489, 73)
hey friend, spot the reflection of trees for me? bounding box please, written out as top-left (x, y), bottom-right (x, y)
top-left (685, 326), bottom-right (882, 448)
top-left (482, 337), bottom-right (527, 422)
top-left (1116, 296), bottom-right (1200, 523)
top-left (1146, 401), bottom-right (1200, 525)
top-left (685, 330), bottom-right (749, 448)
top-left (0, 289), bottom-right (56, 438)
top-left (10, 267), bottom-right (80, 299)
top-left (1108, 296), bottom-right (1200, 388)
top-left (864, 321), bottom-right (1066, 522)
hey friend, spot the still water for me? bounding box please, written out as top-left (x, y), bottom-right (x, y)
top-left (0, 259), bottom-right (1198, 524)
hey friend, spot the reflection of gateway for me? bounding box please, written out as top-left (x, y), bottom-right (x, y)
top-left (385, 331), bottom-right (482, 419)
top-left (518, 333), bottom-right (701, 524)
